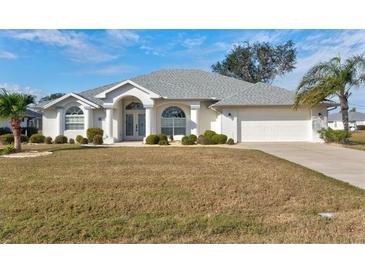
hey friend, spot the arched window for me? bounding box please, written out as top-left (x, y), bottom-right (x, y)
top-left (161, 106), bottom-right (186, 136)
top-left (125, 102), bottom-right (144, 110)
top-left (65, 106), bottom-right (84, 130)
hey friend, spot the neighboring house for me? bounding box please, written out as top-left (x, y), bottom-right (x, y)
top-left (328, 111), bottom-right (365, 131)
top-left (35, 69), bottom-right (336, 143)
top-left (0, 108), bottom-right (42, 131)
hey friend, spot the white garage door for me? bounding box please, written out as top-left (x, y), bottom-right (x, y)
top-left (240, 108), bottom-right (311, 142)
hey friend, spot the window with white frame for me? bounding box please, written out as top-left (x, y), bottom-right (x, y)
top-left (65, 106), bottom-right (84, 130)
top-left (161, 106), bottom-right (186, 136)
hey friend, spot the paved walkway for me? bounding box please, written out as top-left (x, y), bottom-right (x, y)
top-left (240, 142), bottom-right (365, 190)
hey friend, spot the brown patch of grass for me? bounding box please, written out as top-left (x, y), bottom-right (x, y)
top-left (343, 130), bottom-right (365, 151)
top-left (0, 146), bottom-right (365, 243)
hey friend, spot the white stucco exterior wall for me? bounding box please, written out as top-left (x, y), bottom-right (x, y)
top-left (42, 97), bottom-right (97, 140)
top-left (199, 101), bottom-right (220, 134)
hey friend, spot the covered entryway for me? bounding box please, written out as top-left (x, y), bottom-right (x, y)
top-left (124, 102), bottom-right (145, 141)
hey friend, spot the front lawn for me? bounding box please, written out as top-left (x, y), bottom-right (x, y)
top-left (345, 130), bottom-right (365, 151)
top-left (1, 146), bottom-right (364, 243)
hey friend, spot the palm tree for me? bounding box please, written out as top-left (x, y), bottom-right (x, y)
top-left (0, 89), bottom-right (35, 151)
top-left (295, 55), bottom-right (365, 131)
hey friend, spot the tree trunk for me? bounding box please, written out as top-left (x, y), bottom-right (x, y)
top-left (339, 94), bottom-right (349, 132)
top-left (11, 118), bottom-right (22, 152)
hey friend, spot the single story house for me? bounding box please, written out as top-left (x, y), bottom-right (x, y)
top-left (0, 108), bottom-right (42, 131)
top-left (328, 111), bottom-right (365, 131)
top-left (36, 69), bottom-right (335, 143)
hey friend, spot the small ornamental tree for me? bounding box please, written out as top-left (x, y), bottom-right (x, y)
top-left (0, 89), bottom-right (34, 151)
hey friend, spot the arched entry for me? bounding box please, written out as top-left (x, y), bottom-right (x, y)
top-left (124, 101), bottom-right (145, 140)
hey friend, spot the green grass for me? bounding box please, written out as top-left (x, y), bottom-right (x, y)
top-left (1, 145), bottom-right (365, 243)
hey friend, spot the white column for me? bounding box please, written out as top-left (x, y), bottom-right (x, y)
top-left (145, 107), bottom-right (152, 137)
top-left (144, 105), bottom-right (155, 141)
top-left (83, 107), bottom-right (93, 136)
top-left (56, 107), bottom-right (64, 136)
top-left (105, 107), bottom-right (114, 143)
top-left (190, 103), bottom-right (200, 135)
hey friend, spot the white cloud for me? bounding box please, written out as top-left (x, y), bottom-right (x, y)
top-left (80, 64), bottom-right (136, 76)
top-left (274, 30), bottom-right (365, 111)
top-left (106, 30), bottom-right (140, 45)
top-left (0, 82), bottom-right (45, 99)
top-left (9, 30), bottom-right (116, 63)
top-left (139, 45), bottom-right (164, 56)
top-left (0, 50), bottom-right (17, 59)
top-left (182, 36), bottom-right (206, 48)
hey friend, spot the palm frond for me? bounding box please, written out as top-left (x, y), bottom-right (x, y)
top-left (0, 90), bottom-right (35, 119)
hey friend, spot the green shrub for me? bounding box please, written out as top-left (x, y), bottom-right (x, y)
top-left (357, 125), bottom-right (365, 130)
top-left (76, 135), bottom-right (84, 144)
top-left (182, 136), bottom-right (195, 145)
top-left (92, 135), bottom-right (103, 145)
top-left (204, 130), bottom-right (217, 138)
top-left (212, 134), bottom-right (228, 144)
top-left (0, 127), bottom-right (11, 135)
top-left (226, 138), bottom-right (235, 145)
top-left (81, 138), bottom-right (88, 144)
top-left (197, 134), bottom-right (213, 145)
top-left (158, 139), bottom-right (169, 145)
top-left (54, 135), bottom-right (68, 144)
top-left (318, 128), bottom-right (352, 143)
top-left (69, 138), bottom-right (75, 144)
top-left (0, 134), bottom-right (28, 145)
top-left (146, 134), bottom-right (159, 144)
top-left (21, 126), bottom-right (38, 137)
top-left (159, 133), bottom-right (168, 142)
top-left (30, 133), bottom-right (45, 143)
top-left (1, 144), bottom-right (15, 155)
top-left (197, 135), bottom-right (206, 145)
top-left (87, 128), bottom-right (103, 143)
top-left (188, 134), bottom-right (197, 143)
top-left (45, 136), bottom-right (53, 144)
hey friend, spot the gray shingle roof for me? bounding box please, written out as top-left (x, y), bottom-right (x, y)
top-left (211, 82), bottom-right (296, 106)
top-left (77, 81), bottom-right (121, 106)
top-left (131, 69), bottom-right (254, 99)
top-left (328, 112), bottom-right (365, 122)
top-left (38, 69), bottom-right (330, 108)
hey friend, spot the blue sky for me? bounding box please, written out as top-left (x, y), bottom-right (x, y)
top-left (0, 29), bottom-right (364, 111)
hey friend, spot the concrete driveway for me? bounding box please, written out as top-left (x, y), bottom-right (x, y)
top-left (241, 142), bottom-right (365, 190)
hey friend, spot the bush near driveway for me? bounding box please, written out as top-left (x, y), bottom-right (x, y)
top-left (226, 138), bottom-right (235, 145)
top-left (0, 144), bottom-right (15, 155)
top-left (212, 134), bottom-right (228, 144)
top-left (181, 136), bottom-right (195, 145)
top-left (76, 135), bottom-right (84, 144)
top-left (318, 128), bottom-right (351, 143)
top-left (146, 134), bottom-right (159, 144)
top-left (54, 135), bottom-right (68, 144)
top-left (0, 127), bottom-right (11, 135)
top-left (87, 128), bottom-right (103, 143)
top-left (92, 135), bottom-right (103, 145)
top-left (158, 139), bottom-right (169, 145)
top-left (158, 134), bottom-right (168, 142)
top-left (0, 133), bottom-right (28, 145)
top-left (45, 136), bottom-right (53, 144)
top-left (29, 133), bottom-right (46, 143)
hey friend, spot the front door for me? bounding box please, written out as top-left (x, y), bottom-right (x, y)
top-left (124, 111), bottom-right (145, 140)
